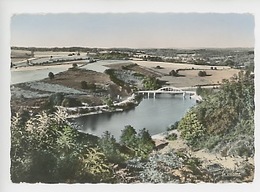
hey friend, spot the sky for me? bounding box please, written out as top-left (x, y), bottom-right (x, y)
top-left (11, 13), bottom-right (254, 48)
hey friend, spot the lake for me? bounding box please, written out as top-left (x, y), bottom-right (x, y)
top-left (73, 95), bottom-right (196, 140)
top-left (11, 60), bottom-right (196, 139)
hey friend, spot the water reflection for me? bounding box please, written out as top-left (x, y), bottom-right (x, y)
top-left (74, 95), bottom-right (196, 140)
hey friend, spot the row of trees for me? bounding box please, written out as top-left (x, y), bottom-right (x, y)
top-left (98, 126), bottom-right (155, 164)
top-left (169, 69), bottom-right (208, 77)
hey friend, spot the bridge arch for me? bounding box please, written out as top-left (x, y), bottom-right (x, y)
top-left (157, 86), bottom-right (183, 92)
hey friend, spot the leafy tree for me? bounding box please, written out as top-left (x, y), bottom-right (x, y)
top-left (98, 131), bottom-right (123, 164)
top-left (178, 111), bottom-right (206, 147)
top-left (120, 126), bottom-right (154, 158)
top-left (120, 125), bottom-right (137, 148)
top-left (136, 128), bottom-right (155, 157)
top-left (48, 72), bottom-right (55, 80)
top-left (104, 97), bottom-right (114, 108)
top-left (142, 76), bottom-right (162, 90)
top-left (78, 148), bottom-right (112, 183)
top-left (198, 71), bottom-right (207, 77)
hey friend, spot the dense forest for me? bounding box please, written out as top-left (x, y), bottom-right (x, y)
top-left (10, 70), bottom-right (254, 183)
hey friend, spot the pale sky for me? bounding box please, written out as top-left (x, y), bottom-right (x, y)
top-left (11, 13), bottom-right (254, 48)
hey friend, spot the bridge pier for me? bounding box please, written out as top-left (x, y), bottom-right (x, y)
top-left (154, 92), bottom-right (156, 98)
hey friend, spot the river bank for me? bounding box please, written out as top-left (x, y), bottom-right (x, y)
top-left (62, 94), bottom-right (140, 119)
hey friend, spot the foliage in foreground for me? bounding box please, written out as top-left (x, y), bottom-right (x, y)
top-left (178, 70), bottom-right (254, 157)
top-left (10, 109), bottom-right (156, 183)
top-left (124, 150), bottom-right (254, 183)
top-left (11, 109), bottom-right (113, 183)
top-left (10, 70), bottom-right (254, 183)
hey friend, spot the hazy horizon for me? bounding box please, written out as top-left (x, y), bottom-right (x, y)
top-left (11, 13), bottom-right (254, 49)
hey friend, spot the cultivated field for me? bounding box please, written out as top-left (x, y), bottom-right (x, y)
top-left (160, 69), bottom-right (241, 87)
top-left (133, 60), bottom-right (240, 87)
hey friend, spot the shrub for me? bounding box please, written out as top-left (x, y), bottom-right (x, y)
top-left (61, 97), bottom-right (82, 107)
top-left (198, 71), bottom-right (207, 77)
top-left (155, 65), bottom-right (163, 69)
top-left (99, 131), bottom-right (124, 164)
top-left (48, 93), bottom-right (64, 106)
top-left (81, 81), bottom-right (88, 89)
top-left (177, 111), bottom-right (206, 147)
top-left (142, 76), bottom-right (162, 90)
top-left (166, 133), bottom-right (178, 141)
top-left (10, 110), bottom-right (112, 183)
top-left (48, 72), bottom-right (54, 80)
top-left (196, 86), bottom-right (203, 95)
top-left (169, 69), bottom-right (178, 77)
top-left (120, 126), bottom-right (155, 158)
top-left (167, 121), bottom-right (179, 131)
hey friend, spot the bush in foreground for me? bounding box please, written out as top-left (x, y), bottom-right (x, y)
top-left (10, 109), bottom-right (112, 183)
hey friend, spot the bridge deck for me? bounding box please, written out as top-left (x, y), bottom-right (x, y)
top-left (137, 86), bottom-right (196, 97)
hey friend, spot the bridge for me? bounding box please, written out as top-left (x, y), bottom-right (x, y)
top-left (138, 86), bottom-right (197, 98)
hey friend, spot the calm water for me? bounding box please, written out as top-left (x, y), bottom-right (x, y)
top-left (73, 95), bottom-right (196, 140)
